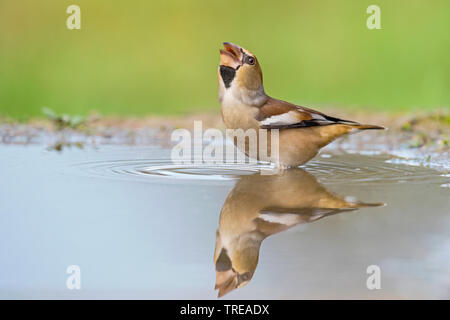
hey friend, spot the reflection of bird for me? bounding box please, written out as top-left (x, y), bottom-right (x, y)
top-left (213, 169), bottom-right (382, 297)
top-left (218, 42), bottom-right (385, 168)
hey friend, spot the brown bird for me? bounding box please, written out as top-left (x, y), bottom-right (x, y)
top-left (213, 169), bottom-right (383, 297)
top-left (218, 42), bottom-right (385, 168)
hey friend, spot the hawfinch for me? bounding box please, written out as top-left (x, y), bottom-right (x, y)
top-left (218, 42), bottom-right (385, 168)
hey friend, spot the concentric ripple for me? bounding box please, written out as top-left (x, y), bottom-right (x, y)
top-left (72, 152), bottom-right (449, 186)
top-left (74, 158), bottom-right (272, 182)
top-left (305, 154), bottom-right (444, 185)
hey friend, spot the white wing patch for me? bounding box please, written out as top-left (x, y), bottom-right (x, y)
top-left (259, 110), bottom-right (329, 127)
top-left (260, 208), bottom-right (338, 225)
top-left (259, 111), bottom-right (300, 126)
top-left (259, 213), bottom-right (303, 226)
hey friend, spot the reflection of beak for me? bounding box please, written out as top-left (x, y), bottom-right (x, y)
top-left (215, 269), bottom-right (238, 298)
top-left (219, 42), bottom-right (242, 69)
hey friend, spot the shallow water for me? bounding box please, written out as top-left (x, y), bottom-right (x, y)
top-left (0, 144), bottom-right (449, 299)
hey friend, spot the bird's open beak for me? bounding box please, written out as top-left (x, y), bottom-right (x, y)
top-left (215, 268), bottom-right (238, 298)
top-left (219, 42), bottom-right (242, 69)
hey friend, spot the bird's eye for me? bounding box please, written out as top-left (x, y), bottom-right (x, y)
top-left (245, 56), bottom-right (255, 65)
top-left (239, 272), bottom-right (250, 282)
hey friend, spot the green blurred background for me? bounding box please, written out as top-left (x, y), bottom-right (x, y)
top-left (1, 0), bottom-right (449, 119)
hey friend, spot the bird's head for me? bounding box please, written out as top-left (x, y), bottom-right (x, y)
top-left (218, 42), bottom-right (265, 103)
top-left (214, 231), bottom-right (261, 297)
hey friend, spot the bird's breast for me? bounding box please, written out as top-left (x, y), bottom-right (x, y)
top-left (221, 93), bottom-right (259, 130)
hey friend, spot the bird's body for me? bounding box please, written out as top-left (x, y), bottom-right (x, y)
top-left (218, 42), bottom-right (384, 167)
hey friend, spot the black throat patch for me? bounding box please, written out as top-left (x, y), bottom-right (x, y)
top-left (215, 248), bottom-right (232, 272)
top-left (219, 65), bottom-right (236, 88)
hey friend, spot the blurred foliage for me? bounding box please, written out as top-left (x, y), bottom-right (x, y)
top-left (48, 141), bottom-right (84, 152)
top-left (42, 107), bottom-right (85, 129)
top-left (1, 0), bottom-right (450, 119)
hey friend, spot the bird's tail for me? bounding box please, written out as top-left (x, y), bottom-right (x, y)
top-left (315, 122), bottom-right (386, 147)
top-left (350, 123), bottom-right (386, 130)
top-left (347, 201), bottom-right (385, 208)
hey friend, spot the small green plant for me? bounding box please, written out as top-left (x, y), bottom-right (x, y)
top-left (400, 121), bottom-right (413, 132)
top-left (42, 107), bottom-right (85, 130)
top-left (48, 141), bottom-right (84, 152)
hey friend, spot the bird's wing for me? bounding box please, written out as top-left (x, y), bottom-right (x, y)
top-left (257, 97), bottom-right (358, 129)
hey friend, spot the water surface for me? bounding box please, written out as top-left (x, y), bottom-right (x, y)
top-left (0, 144), bottom-right (449, 299)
